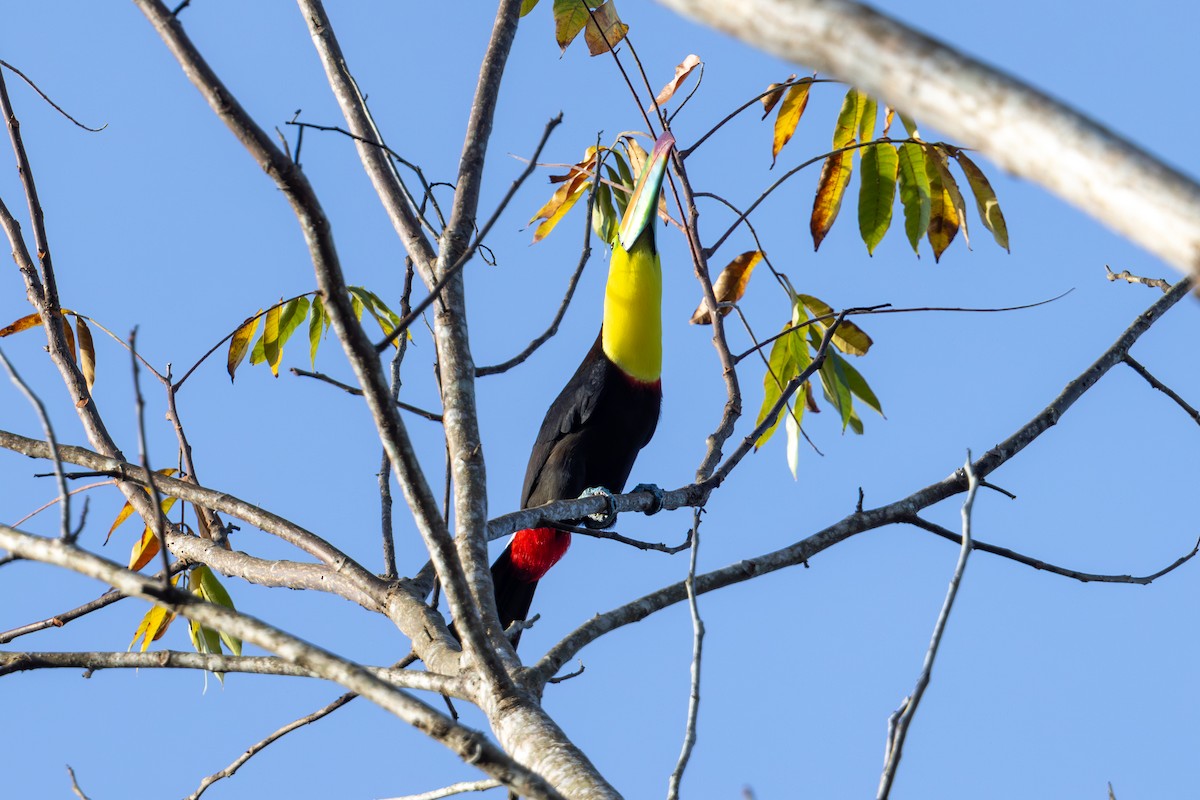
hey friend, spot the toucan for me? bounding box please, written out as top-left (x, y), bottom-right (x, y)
top-left (489, 131), bottom-right (675, 645)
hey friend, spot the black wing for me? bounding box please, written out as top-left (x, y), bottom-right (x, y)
top-left (520, 332), bottom-right (660, 510)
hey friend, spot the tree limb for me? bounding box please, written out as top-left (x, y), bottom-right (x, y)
top-left (658, 0), bottom-right (1200, 279)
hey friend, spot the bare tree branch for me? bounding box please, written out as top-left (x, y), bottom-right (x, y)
top-left (666, 510), bottom-right (705, 800)
top-left (1122, 355), bottom-right (1200, 426)
top-left (381, 780), bottom-right (503, 800)
top-left (877, 455), bottom-right (978, 799)
top-left (0, 346), bottom-right (70, 539)
top-left (530, 277), bottom-right (1195, 682)
top-left (657, 0), bottom-right (1200, 280)
top-left (186, 691), bottom-right (358, 800)
top-left (906, 517), bottom-right (1200, 585)
top-left (0, 524), bottom-right (562, 800)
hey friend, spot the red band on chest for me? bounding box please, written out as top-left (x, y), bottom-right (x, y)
top-left (509, 527), bottom-right (572, 581)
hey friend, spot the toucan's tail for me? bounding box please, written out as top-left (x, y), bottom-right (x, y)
top-left (490, 543), bottom-right (540, 647)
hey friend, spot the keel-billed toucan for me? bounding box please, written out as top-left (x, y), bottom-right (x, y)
top-left (490, 131), bottom-right (675, 644)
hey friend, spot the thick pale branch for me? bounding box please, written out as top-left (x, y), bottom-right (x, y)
top-left (295, 0), bottom-right (437, 283)
top-left (0, 524), bottom-right (560, 800)
top-left (133, 0), bottom-right (474, 675)
top-left (659, 0), bottom-right (1200, 277)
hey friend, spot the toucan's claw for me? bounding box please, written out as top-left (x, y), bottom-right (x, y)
top-left (580, 486), bottom-right (617, 529)
top-left (632, 483), bottom-right (664, 515)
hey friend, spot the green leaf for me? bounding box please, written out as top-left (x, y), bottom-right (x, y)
top-left (819, 354), bottom-right (854, 432)
top-left (955, 151), bottom-right (1010, 252)
top-left (308, 295), bottom-right (325, 367)
top-left (277, 297), bottom-right (310, 352)
top-left (350, 287), bottom-right (402, 346)
top-left (896, 142), bottom-right (932, 255)
top-left (592, 180), bottom-right (617, 245)
top-left (856, 94), bottom-right (878, 149)
top-left (858, 143), bottom-right (899, 255)
top-left (194, 566), bottom-right (242, 657)
top-left (520, 0), bottom-right (540, 15)
top-left (262, 302), bottom-right (283, 377)
top-left (552, 0), bottom-right (591, 51)
top-left (754, 325), bottom-right (799, 449)
top-left (836, 352), bottom-right (884, 417)
top-left (832, 88), bottom-right (866, 150)
top-left (899, 112), bottom-right (921, 139)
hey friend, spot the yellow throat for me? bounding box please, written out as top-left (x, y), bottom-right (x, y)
top-left (602, 230), bottom-right (662, 383)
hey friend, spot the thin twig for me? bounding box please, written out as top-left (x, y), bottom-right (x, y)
top-left (680, 77), bottom-right (833, 159)
top-left (186, 692), bottom-right (352, 800)
top-left (0, 60), bottom-right (106, 132)
top-left (1105, 264), bottom-right (1171, 292)
top-left (1122, 355), bottom-right (1200, 425)
top-left (666, 509), bottom-right (705, 800)
top-left (0, 562), bottom-right (187, 644)
top-left (380, 780), bottom-right (502, 800)
top-left (907, 516), bottom-right (1200, 585)
top-left (290, 368), bottom-right (443, 421)
top-left (877, 453), bottom-right (978, 800)
top-left (549, 522), bottom-right (692, 555)
top-left (475, 156), bottom-right (596, 377)
top-left (531, 278), bottom-right (1195, 681)
top-left (128, 328), bottom-right (173, 588)
top-left (66, 765), bottom-right (92, 800)
top-left (190, 651), bottom-right (420, 800)
top-left (374, 113), bottom-right (563, 352)
top-left (733, 293), bottom-right (1072, 363)
top-left (0, 347), bottom-right (71, 539)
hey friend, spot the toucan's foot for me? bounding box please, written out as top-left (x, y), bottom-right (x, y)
top-left (580, 486), bottom-right (617, 529)
top-left (632, 483), bottom-right (665, 515)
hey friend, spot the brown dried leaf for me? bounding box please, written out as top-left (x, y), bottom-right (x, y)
top-left (76, 316), bottom-right (95, 391)
top-left (583, 1), bottom-right (629, 56)
top-left (760, 75), bottom-right (796, 117)
top-left (0, 312), bottom-right (41, 337)
top-left (649, 54), bottom-right (701, 112)
top-left (690, 251), bottom-right (762, 324)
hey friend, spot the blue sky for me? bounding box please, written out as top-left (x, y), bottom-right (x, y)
top-left (2, 2), bottom-right (1198, 798)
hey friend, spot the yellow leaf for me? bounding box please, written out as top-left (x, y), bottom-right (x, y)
top-left (530, 153), bottom-right (596, 243)
top-left (106, 469), bottom-right (179, 542)
top-left (0, 312), bottom-right (41, 337)
top-left (925, 148), bottom-right (961, 262)
top-left (796, 294), bottom-right (873, 355)
top-left (128, 496), bottom-right (178, 571)
top-left (532, 179), bottom-right (589, 243)
top-left (759, 75), bottom-right (796, 117)
top-left (582, 1), bottom-right (629, 56)
top-left (263, 302), bottom-right (283, 378)
top-left (690, 251), bottom-right (762, 324)
top-left (227, 311), bottom-right (262, 383)
top-left (811, 149), bottom-right (853, 251)
top-left (75, 316), bottom-right (95, 391)
top-left (128, 575), bottom-right (181, 652)
top-left (771, 79), bottom-right (813, 167)
top-left (648, 54), bottom-right (701, 113)
top-left (955, 152), bottom-right (1010, 252)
